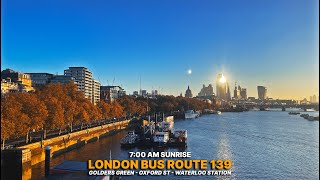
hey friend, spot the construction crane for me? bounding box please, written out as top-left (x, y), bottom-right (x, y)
top-left (112, 77), bottom-right (115, 86)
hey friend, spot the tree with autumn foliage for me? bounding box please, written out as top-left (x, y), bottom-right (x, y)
top-left (97, 101), bottom-right (112, 119)
top-left (1, 93), bottom-right (48, 144)
top-left (17, 93), bottom-right (48, 143)
top-left (118, 95), bottom-right (148, 116)
top-left (1, 97), bottom-right (16, 149)
top-left (109, 101), bottom-right (124, 118)
top-left (79, 99), bottom-right (102, 129)
top-left (1, 81), bottom-right (215, 146)
top-left (118, 95), bottom-right (139, 115)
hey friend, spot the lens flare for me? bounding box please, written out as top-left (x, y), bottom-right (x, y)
top-left (219, 74), bottom-right (226, 83)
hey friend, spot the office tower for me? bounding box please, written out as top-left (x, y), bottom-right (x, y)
top-left (101, 86), bottom-right (126, 102)
top-left (233, 84), bottom-right (241, 99)
top-left (257, 86), bottom-right (267, 100)
top-left (27, 73), bottom-right (54, 87)
top-left (240, 88), bottom-right (247, 99)
top-left (216, 74), bottom-right (231, 101)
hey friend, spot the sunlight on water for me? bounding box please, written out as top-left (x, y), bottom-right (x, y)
top-left (216, 134), bottom-right (236, 180)
top-left (31, 110), bottom-right (319, 179)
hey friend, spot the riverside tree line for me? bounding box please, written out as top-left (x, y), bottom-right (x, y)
top-left (1, 82), bottom-right (214, 147)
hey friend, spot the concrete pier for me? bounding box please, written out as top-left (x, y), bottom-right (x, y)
top-left (1, 148), bottom-right (32, 180)
top-left (1, 119), bottom-right (131, 180)
top-left (18, 120), bottom-right (130, 166)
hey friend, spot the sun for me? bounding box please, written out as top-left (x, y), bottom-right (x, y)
top-left (219, 75), bottom-right (226, 83)
top-left (187, 69), bottom-right (192, 75)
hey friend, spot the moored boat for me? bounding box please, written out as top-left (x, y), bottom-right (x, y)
top-left (300, 114), bottom-right (309, 118)
top-left (260, 107), bottom-right (270, 111)
top-left (153, 131), bottom-right (169, 147)
top-left (288, 112), bottom-right (300, 115)
top-left (120, 131), bottom-right (139, 147)
top-left (184, 110), bottom-right (198, 119)
top-left (169, 129), bottom-right (187, 147)
top-left (307, 116), bottom-right (314, 121)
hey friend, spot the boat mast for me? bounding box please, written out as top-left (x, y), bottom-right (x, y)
top-left (155, 113), bottom-right (157, 124)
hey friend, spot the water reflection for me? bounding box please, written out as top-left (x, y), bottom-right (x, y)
top-left (31, 110), bottom-right (319, 179)
top-left (216, 134), bottom-right (234, 180)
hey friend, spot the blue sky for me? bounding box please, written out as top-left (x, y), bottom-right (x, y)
top-left (1, 0), bottom-right (319, 99)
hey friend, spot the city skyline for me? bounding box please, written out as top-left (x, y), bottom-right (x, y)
top-left (1, 0), bottom-right (319, 100)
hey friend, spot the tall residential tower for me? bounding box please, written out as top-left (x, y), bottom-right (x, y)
top-left (64, 67), bottom-right (100, 104)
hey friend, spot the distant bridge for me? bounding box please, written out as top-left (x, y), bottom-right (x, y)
top-left (236, 104), bottom-right (319, 111)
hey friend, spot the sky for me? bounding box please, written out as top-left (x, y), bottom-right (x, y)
top-left (1, 0), bottom-right (319, 100)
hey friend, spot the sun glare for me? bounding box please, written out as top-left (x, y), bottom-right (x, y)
top-left (219, 75), bottom-right (226, 83)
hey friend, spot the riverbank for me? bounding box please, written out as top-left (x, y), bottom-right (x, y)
top-left (30, 111), bottom-right (319, 179)
top-left (1, 120), bottom-right (134, 180)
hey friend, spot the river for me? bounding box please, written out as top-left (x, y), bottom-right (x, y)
top-left (32, 109), bottom-right (319, 179)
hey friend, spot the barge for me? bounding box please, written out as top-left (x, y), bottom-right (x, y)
top-left (289, 112), bottom-right (300, 115)
top-left (120, 115), bottom-right (187, 148)
top-left (120, 131), bottom-right (139, 147)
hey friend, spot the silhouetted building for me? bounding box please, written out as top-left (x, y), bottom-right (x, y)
top-left (233, 84), bottom-right (241, 99)
top-left (141, 90), bottom-right (147, 97)
top-left (310, 94), bottom-right (318, 103)
top-left (233, 82), bottom-right (247, 100)
top-left (152, 90), bottom-right (159, 96)
top-left (198, 84), bottom-right (214, 97)
top-left (300, 98), bottom-right (308, 105)
top-left (240, 88), bottom-right (247, 99)
top-left (257, 86), bottom-right (267, 100)
top-left (185, 86), bottom-right (193, 98)
top-left (133, 91), bottom-right (139, 96)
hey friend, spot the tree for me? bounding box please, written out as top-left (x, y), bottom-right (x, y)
top-left (110, 101), bottom-right (124, 118)
top-left (135, 100), bottom-right (148, 115)
top-left (1, 96), bottom-right (17, 149)
top-left (118, 95), bottom-right (139, 115)
top-left (10, 93), bottom-right (48, 143)
top-left (97, 101), bottom-right (112, 119)
top-left (76, 103), bottom-right (90, 130)
top-left (161, 102), bottom-right (175, 113)
top-left (44, 97), bottom-right (65, 136)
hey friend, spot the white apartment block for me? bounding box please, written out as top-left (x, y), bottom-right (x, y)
top-left (64, 67), bottom-right (100, 104)
top-left (92, 79), bottom-right (100, 105)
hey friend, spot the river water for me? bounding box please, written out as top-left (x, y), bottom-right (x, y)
top-left (32, 109), bottom-right (319, 179)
